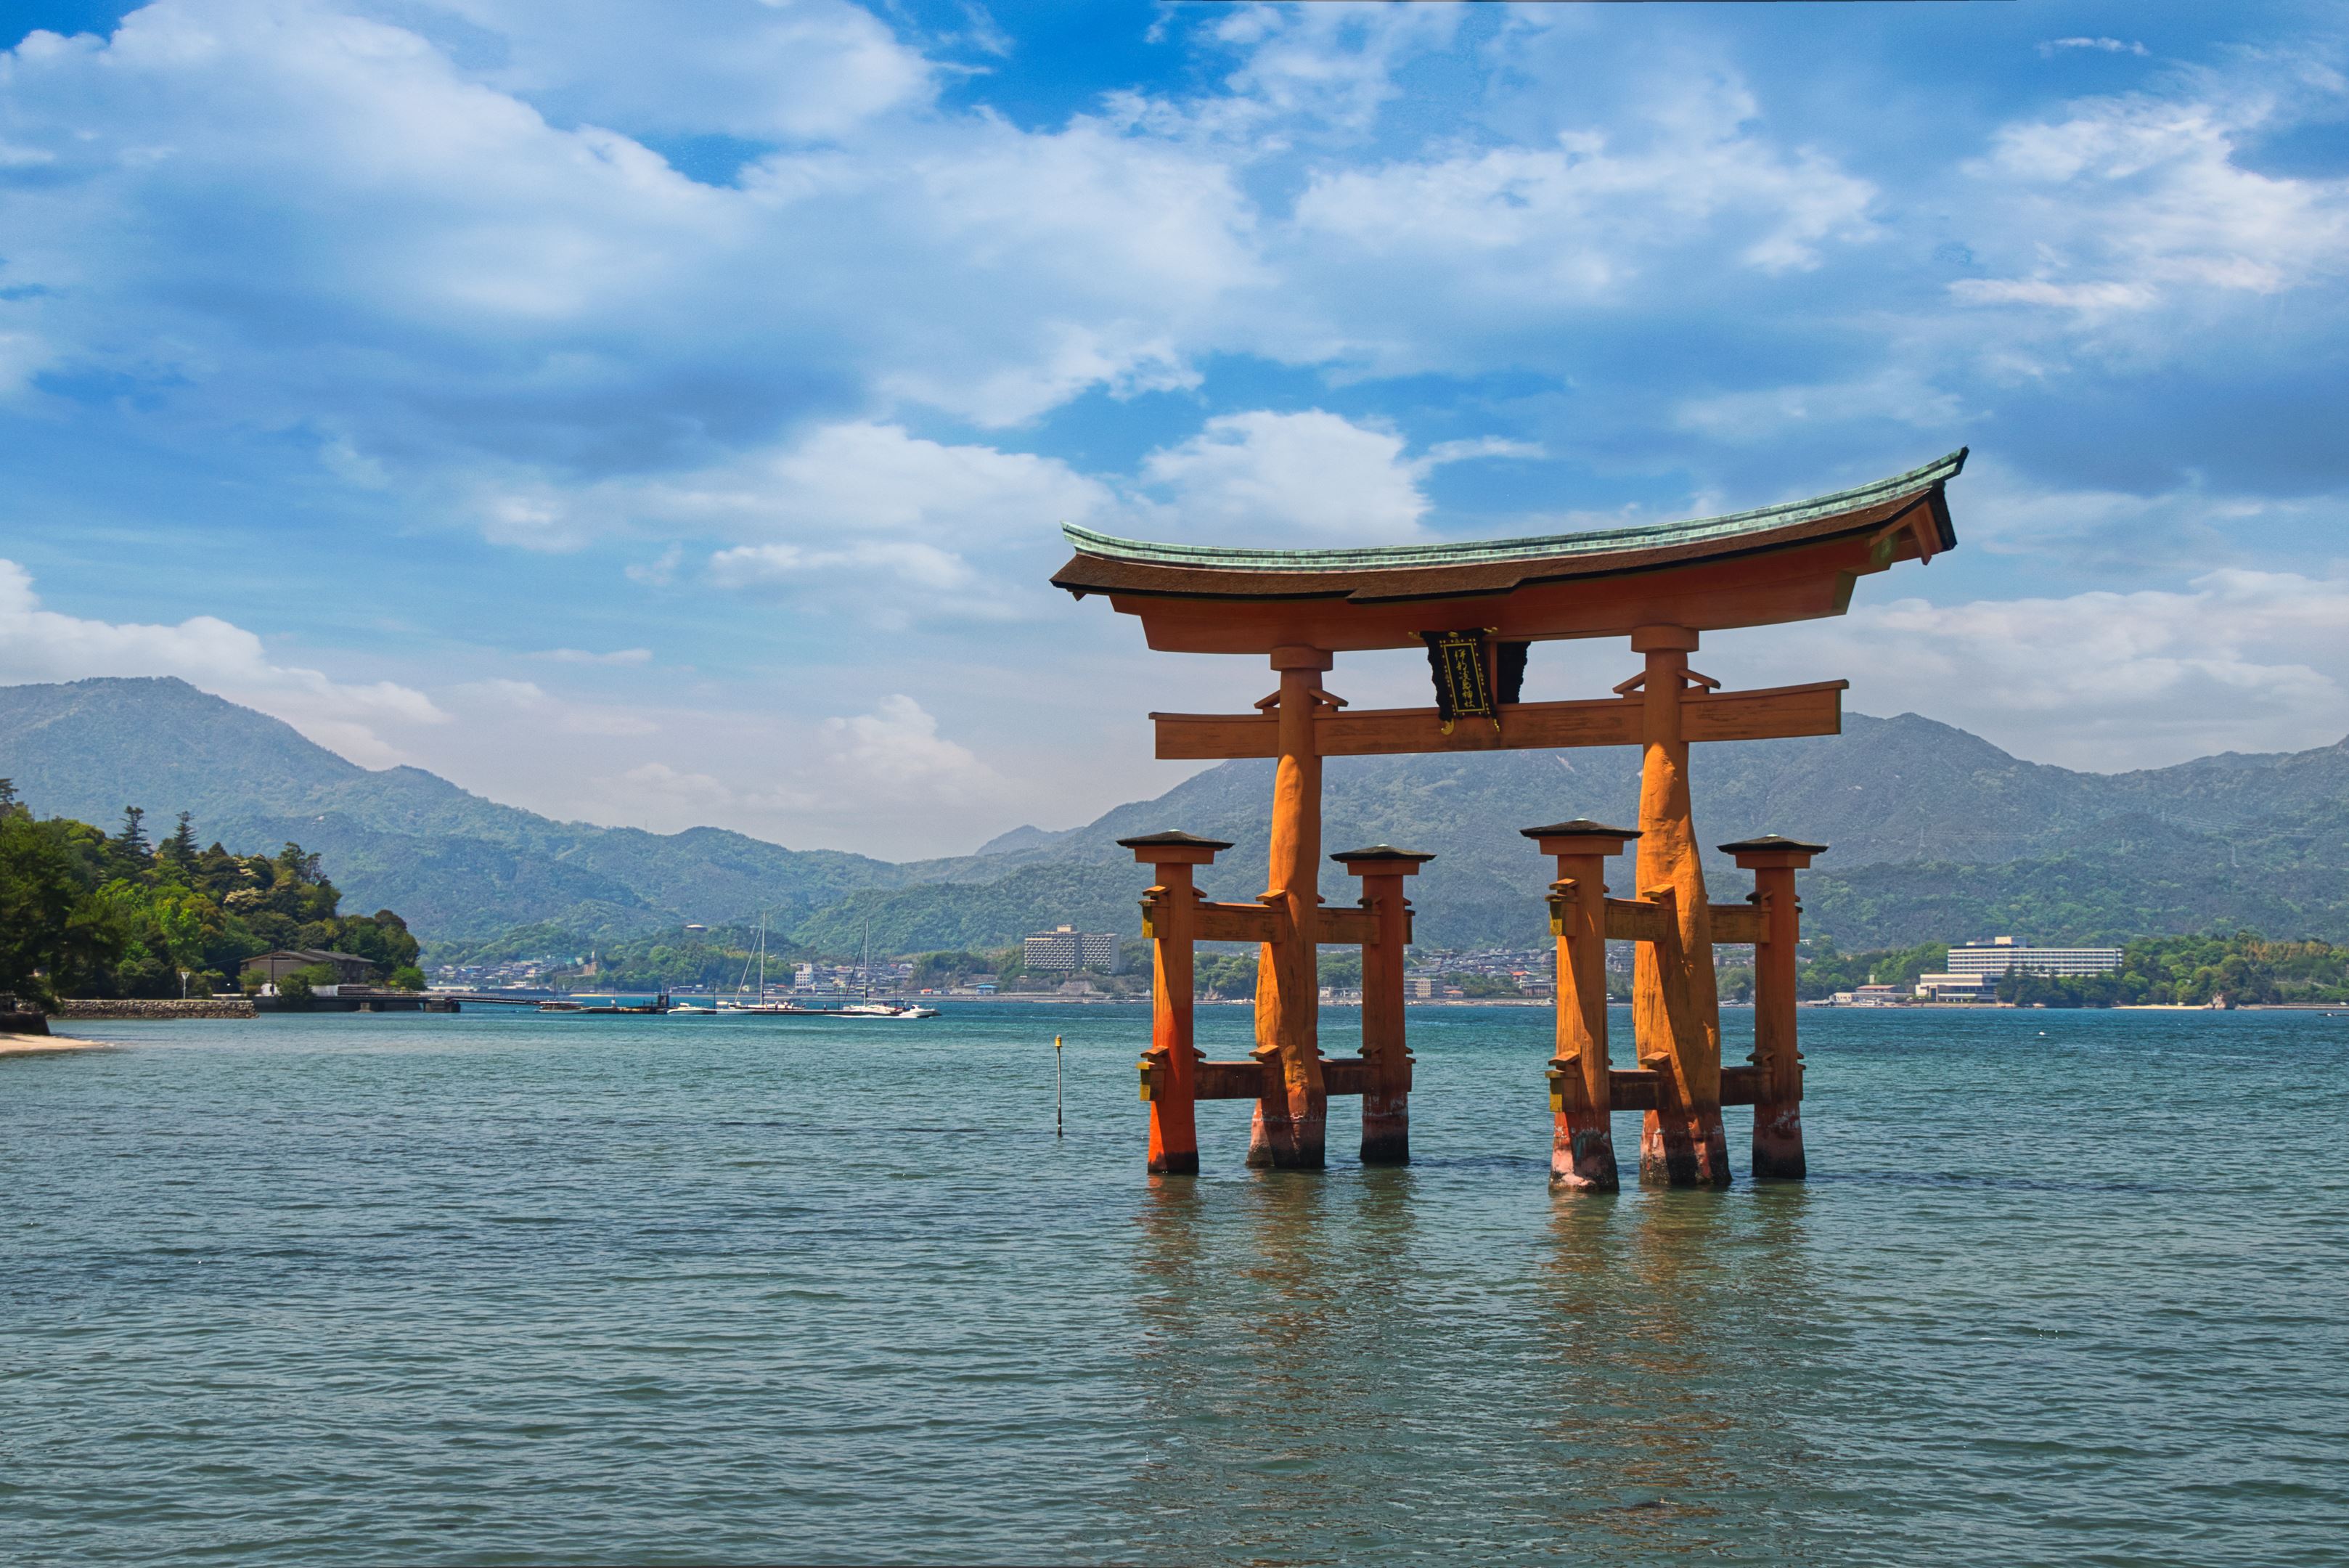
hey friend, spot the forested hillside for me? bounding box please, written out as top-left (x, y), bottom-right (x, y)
top-left (0, 784), bottom-right (420, 1002)
top-left (7, 677), bottom-right (2349, 957)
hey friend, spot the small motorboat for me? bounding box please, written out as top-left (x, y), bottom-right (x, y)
top-left (838, 1000), bottom-right (939, 1019)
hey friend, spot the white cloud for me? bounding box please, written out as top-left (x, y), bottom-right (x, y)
top-left (0, 0), bottom-right (1260, 486)
top-left (537, 646), bottom-right (652, 665)
top-left (1140, 409), bottom-right (1429, 543)
top-left (1951, 82), bottom-right (2349, 330)
top-left (2040, 38), bottom-right (2149, 59)
top-left (1676, 368), bottom-right (1969, 443)
top-left (586, 695), bottom-right (1007, 829)
top-left (710, 539), bottom-right (978, 593)
top-left (449, 675), bottom-right (656, 734)
top-left (1718, 568), bottom-right (2349, 769)
top-left (410, 0), bottom-right (935, 144)
top-left (1133, 409), bottom-right (1536, 547)
top-left (821, 693), bottom-right (1005, 803)
top-left (1275, 71), bottom-right (1877, 367)
top-left (611, 760), bottom-right (738, 807)
top-left (0, 558), bottom-right (444, 765)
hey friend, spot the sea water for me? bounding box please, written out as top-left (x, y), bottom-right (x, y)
top-left (4, 1004), bottom-right (2345, 1566)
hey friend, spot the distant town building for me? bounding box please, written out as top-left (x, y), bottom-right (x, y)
top-left (793, 964), bottom-right (817, 991)
top-left (1945, 938), bottom-right (2123, 978)
top-left (1913, 973), bottom-right (1993, 1000)
top-left (1024, 926), bottom-right (1120, 973)
top-left (1409, 976), bottom-right (1436, 1000)
top-left (242, 949), bottom-right (375, 986)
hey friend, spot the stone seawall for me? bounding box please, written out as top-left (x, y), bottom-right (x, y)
top-left (1, 1010), bottom-right (49, 1035)
top-left (53, 998), bottom-right (258, 1020)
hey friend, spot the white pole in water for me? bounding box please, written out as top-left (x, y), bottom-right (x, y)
top-left (1055, 1034), bottom-right (1064, 1139)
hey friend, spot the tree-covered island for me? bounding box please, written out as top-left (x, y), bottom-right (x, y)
top-left (0, 782), bottom-right (422, 1005)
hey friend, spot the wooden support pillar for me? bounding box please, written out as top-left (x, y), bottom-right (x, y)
top-left (1523, 820), bottom-right (1639, 1193)
top-left (1249, 645), bottom-right (1333, 1170)
top-left (1722, 836), bottom-right (1826, 1180)
top-left (1628, 625), bottom-right (1729, 1188)
top-left (1333, 845), bottom-right (1432, 1166)
top-left (1121, 830), bottom-right (1233, 1175)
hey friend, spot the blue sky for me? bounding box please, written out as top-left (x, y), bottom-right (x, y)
top-left (1, 1), bottom-right (2345, 857)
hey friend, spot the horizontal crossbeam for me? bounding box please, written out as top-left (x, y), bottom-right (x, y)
top-left (1152, 1056), bottom-right (1381, 1101)
top-left (1151, 680), bottom-right (1846, 761)
top-left (1551, 899), bottom-right (1767, 944)
top-left (1606, 1063), bottom-right (1768, 1112)
top-left (1143, 894), bottom-right (1403, 947)
top-left (1192, 902), bottom-right (1280, 944)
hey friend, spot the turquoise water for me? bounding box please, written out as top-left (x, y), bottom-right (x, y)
top-left (4, 1003), bottom-right (2345, 1566)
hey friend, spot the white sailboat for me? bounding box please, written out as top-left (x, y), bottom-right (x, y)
top-left (720, 912), bottom-right (801, 1013)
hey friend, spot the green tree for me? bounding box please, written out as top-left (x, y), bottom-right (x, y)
top-left (0, 814), bottom-right (123, 1003)
top-left (277, 962), bottom-right (338, 1001)
top-left (112, 805), bottom-right (151, 875)
top-left (160, 810), bottom-right (200, 871)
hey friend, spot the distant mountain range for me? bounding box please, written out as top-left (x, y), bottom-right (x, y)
top-left (5, 676), bottom-right (2348, 954)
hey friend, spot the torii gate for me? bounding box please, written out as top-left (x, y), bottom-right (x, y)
top-left (1056, 449), bottom-right (1964, 1189)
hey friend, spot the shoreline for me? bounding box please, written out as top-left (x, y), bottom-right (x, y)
top-left (0, 1031), bottom-right (110, 1055)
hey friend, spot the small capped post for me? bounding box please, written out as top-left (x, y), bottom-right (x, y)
top-left (1331, 844), bottom-right (1435, 1167)
top-left (1718, 835), bottom-right (1826, 1180)
top-left (1118, 830), bottom-right (1233, 1175)
top-left (1521, 820), bottom-right (1642, 1193)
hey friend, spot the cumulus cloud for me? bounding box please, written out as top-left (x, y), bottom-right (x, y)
top-left (1139, 410), bottom-right (1431, 543)
top-left (0, 558), bottom-right (443, 764)
top-left (1950, 80), bottom-right (2349, 331)
top-left (0, 0), bottom-right (1259, 494)
top-left (1715, 569), bottom-right (2349, 769)
top-left (821, 693), bottom-right (1005, 802)
top-left (1129, 409), bottom-right (1541, 545)
top-left (409, 0), bottom-right (936, 144)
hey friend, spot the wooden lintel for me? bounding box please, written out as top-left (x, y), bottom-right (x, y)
top-left (1192, 1057), bottom-right (1373, 1101)
top-left (1680, 681), bottom-right (1847, 745)
top-left (1708, 905), bottom-right (1765, 944)
top-left (1318, 906), bottom-right (1378, 947)
top-left (1193, 902), bottom-right (1282, 944)
top-left (1604, 898), bottom-right (1672, 942)
top-left (1151, 681), bottom-right (1845, 761)
top-left (1604, 1063), bottom-right (1764, 1111)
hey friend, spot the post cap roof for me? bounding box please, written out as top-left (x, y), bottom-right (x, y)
top-left (1115, 830), bottom-right (1235, 851)
top-left (1330, 844), bottom-right (1437, 864)
top-left (1520, 820), bottom-right (1641, 841)
top-left (1717, 835), bottom-right (1829, 854)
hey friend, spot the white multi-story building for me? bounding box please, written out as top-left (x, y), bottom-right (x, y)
top-left (1944, 936), bottom-right (2123, 978)
top-left (1913, 972), bottom-right (1993, 1000)
top-left (1024, 926), bottom-right (1121, 973)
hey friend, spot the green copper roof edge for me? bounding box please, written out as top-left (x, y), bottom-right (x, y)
top-left (1062, 448), bottom-right (1966, 572)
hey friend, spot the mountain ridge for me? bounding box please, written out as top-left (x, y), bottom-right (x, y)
top-left (5, 676), bottom-right (2347, 951)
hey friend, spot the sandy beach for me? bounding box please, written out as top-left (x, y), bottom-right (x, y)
top-left (0, 1032), bottom-right (110, 1056)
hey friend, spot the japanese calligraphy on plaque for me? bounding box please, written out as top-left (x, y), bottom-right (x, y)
top-left (1419, 629), bottom-right (1521, 733)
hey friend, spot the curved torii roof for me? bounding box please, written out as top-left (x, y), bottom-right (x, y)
top-left (1054, 449), bottom-right (1965, 654)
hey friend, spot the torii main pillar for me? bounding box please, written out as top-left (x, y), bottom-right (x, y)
top-left (1249, 644), bottom-right (1333, 1169)
top-left (1630, 625), bottom-right (1729, 1188)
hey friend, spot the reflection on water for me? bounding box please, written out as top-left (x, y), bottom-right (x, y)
top-left (1119, 1157), bottom-right (1840, 1564)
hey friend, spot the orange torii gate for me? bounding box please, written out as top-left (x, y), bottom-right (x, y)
top-left (1058, 449), bottom-right (1965, 1188)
